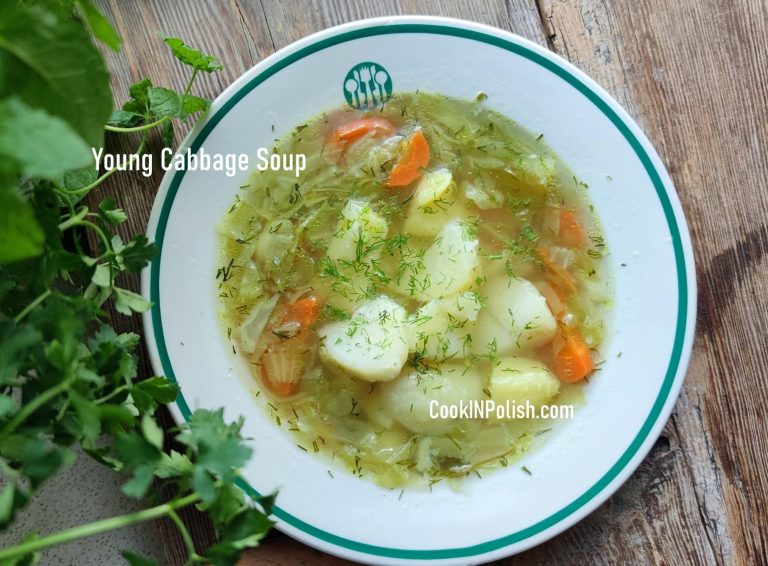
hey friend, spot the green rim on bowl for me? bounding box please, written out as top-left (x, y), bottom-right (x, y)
top-left (149, 22), bottom-right (688, 560)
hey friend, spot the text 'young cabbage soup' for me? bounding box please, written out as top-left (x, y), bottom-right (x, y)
top-left (217, 92), bottom-right (612, 488)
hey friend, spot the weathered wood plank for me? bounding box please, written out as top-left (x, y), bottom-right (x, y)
top-left (531, 1), bottom-right (768, 564)
top-left (240, 0), bottom-right (549, 47)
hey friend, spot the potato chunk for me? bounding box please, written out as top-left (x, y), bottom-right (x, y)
top-left (319, 199), bottom-right (388, 312)
top-left (399, 219), bottom-right (480, 301)
top-left (327, 199), bottom-right (388, 262)
top-left (489, 357), bottom-right (560, 417)
top-left (319, 296), bottom-right (408, 382)
top-left (403, 169), bottom-right (468, 237)
top-left (406, 292), bottom-right (482, 361)
top-left (379, 362), bottom-right (484, 435)
top-left (472, 275), bottom-right (556, 356)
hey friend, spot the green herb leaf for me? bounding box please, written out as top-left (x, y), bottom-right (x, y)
top-left (140, 414), bottom-right (164, 450)
top-left (148, 87), bottom-right (182, 119)
top-left (0, 97), bottom-right (92, 179)
top-left (75, 0), bottom-right (122, 51)
top-left (98, 198), bottom-right (128, 226)
top-left (0, 483), bottom-right (17, 528)
top-left (0, 3), bottom-right (112, 147)
top-left (130, 381), bottom-right (177, 415)
top-left (121, 550), bottom-right (159, 566)
top-left (107, 110), bottom-right (143, 127)
top-left (162, 36), bottom-right (223, 72)
top-left (181, 94), bottom-right (210, 116)
top-left (154, 450), bottom-right (193, 479)
top-left (206, 507), bottom-right (274, 565)
top-left (113, 288), bottom-right (151, 315)
top-left (0, 395), bottom-right (16, 419)
top-left (121, 463), bottom-right (155, 499)
top-left (59, 166), bottom-right (98, 193)
top-left (119, 235), bottom-right (157, 273)
top-left (70, 392), bottom-right (101, 441)
top-left (121, 78), bottom-right (153, 115)
top-left (0, 188), bottom-right (45, 263)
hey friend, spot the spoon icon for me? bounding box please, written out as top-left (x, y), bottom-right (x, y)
top-left (345, 78), bottom-right (360, 108)
top-left (374, 70), bottom-right (388, 101)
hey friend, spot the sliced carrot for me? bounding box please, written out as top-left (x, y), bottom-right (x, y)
top-left (388, 129), bottom-right (430, 187)
top-left (553, 327), bottom-right (594, 382)
top-left (538, 247), bottom-right (578, 296)
top-left (282, 295), bottom-right (320, 330)
top-left (558, 210), bottom-right (587, 248)
top-left (330, 117), bottom-right (394, 145)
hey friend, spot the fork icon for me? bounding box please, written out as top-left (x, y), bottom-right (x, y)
top-left (359, 66), bottom-right (372, 107)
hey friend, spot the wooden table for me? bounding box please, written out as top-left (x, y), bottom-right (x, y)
top-left (93, 1), bottom-right (768, 563)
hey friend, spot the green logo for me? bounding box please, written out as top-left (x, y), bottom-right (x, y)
top-left (343, 62), bottom-right (392, 109)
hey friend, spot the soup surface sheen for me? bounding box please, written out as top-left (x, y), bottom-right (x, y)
top-left (218, 92), bottom-right (611, 488)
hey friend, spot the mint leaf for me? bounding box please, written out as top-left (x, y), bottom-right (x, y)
top-left (148, 87), bottom-right (181, 118)
top-left (181, 94), bottom-right (210, 118)
top-left (0, 188), bottom-right (45, 263)
top-left (59, 166), bottom-right (98, 192)
top-left (75, 0), bottom-right (122, 51)
top-left (0, 98), bottom-right (92, 179)
top-left (108, 110), bottom-right (143, 127)
top-left (121, 78), bottom-right (153, 116)
top-left (0, 3), bottom-right (112, 148)
top-left (162, 36), bottom-right (223, 72)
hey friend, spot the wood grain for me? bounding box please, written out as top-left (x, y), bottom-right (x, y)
top-left (89, 0), bottom-right (768, 564)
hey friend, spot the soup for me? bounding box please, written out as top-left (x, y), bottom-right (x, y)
top-left (217, 92), bottom-right (611, 488)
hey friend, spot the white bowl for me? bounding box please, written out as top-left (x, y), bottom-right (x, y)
top-left (142, 15), bottom-right (696, 565)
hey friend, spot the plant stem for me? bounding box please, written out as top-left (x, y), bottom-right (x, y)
top-left (0, 374), bottom-right (76, 437)
top-left (66, 219), bottom-right (114, 254)
top-left (168, 508), bottom-right (203, 564)
top-left (58, 206), bottom-right (89, 230)
top-left (105, 116), bottom-right (170, 133)
top-left (182, 69), bottom-right (199, 98)
top-left (0, 493), bottom-right (200, 562)
top-left (14, 289), bottom-right (52, 323)
top-left (94, 384), bottom-right (131, 404)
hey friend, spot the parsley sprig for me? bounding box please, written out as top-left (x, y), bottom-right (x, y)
top-left (0, 3), bottom-right (270, 564)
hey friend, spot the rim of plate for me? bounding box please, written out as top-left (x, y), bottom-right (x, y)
top-left (141, 15), bottom-right (697, 563)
